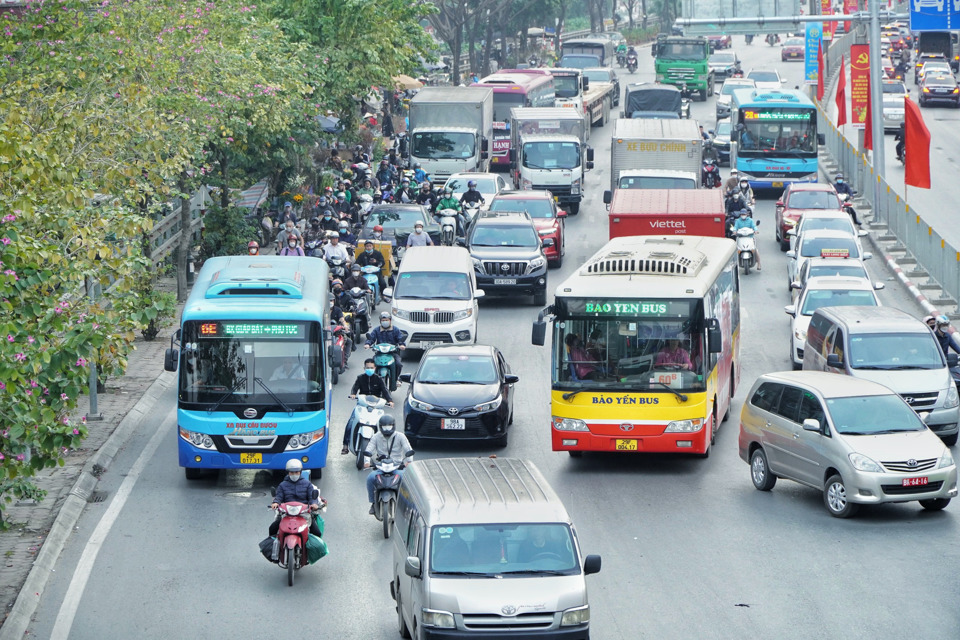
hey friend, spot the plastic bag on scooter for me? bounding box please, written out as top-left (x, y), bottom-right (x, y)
top-left (259, 536), bottom-right (276, 563)
top-left (306, 534), bottom-right (329, 564)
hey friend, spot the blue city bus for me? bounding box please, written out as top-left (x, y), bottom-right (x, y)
top-left (730, 89), bottom-right (820, 189)
top-left (165, 256), bottom-right (331, 480)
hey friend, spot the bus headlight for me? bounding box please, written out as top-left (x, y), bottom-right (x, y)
top-left (422, 609), bottom-right (455, 628)
top-left (553, 417), bottom-right (589, 431)
top-left (561, 605), bottom-right (590, 626)
top-left (664, 419), bottom-right (704, 433)
top-left (285, 427), bottom-right (325, 450)
top-left (179, 427), bottom-right (216, 450)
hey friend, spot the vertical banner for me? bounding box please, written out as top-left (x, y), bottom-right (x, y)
top-left (843, 0), bottom-right (857, 33)
top-left (850, 44), bottom-right (870, 130)
top-left (805, 22), bottom-right (823, 86)
top-left (821, 0), bottom-right (834, 40)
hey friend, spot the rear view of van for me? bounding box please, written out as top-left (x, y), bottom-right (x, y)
top-left (803, 306), bottom-right (960, 445)
top-left (391, 457), bottom-right (601, 639)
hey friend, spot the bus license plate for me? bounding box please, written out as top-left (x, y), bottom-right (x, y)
top-left (615, 439), bottom-right (638, 451)
top-left (494, 278), bottom-right (516, 285)
top-left (772, 181), bottom-right (783, 188)
top-left (240, 453), bottom-right (262, 464)
top-left (442, 419), bottom-right (465, 430)
top-left (902, 476), bottom-right (928, 487)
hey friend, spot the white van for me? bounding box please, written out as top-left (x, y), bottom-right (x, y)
top-left (391, 457), bottom-right (601, 639)
top-left (803, 305), bottom-right (960, 445)
top-left (383, 246), bottom-right (483, 349)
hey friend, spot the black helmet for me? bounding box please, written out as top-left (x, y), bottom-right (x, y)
top-left (378, 415), bottom-right (396, 436)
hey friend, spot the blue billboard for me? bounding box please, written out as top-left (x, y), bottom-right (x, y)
top-left (911, 0), bottom-right (957, 32)
top-left (805, 22), bottom-right (822, 86)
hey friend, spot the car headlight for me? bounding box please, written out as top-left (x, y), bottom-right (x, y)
top-left (783, 218), bottom-right (798, 227)
top-left (553, 416), bottom-right (589, 431)
top-left (522, 178), bottom-right (533, 190)
top-left (409, 396), bottom-right (434, 412)
top-left (794, 327), bottom-right (807, 342)
top-left (528, 257), bottom-right (546, 271)
top-left (392, 307), bottom-right (410, 320)
top-left (474, 396), bottom-right (502, 413)
top-left (945, 385), bottom-right (959, 409)
top-left (472, 258), bottom-right (485, 274)
top-left (571, 178), bottom-right (581, 195)
top-left (849, 452), bottom-right (883, 472)
top-left (939, 448), bottom-right (955, 469)
top-left (285, 427), bottom-right (325, 450)
top-left (422, 609), bottom-right (455, 629)
top-left (452, 308), bottom-right (473, 321)
top-left (560, 605), bottom-right (590, 626)
top-left (664, 418), bottom-right (704, 433)
top-left (179, 427), bottom-right (216, 450)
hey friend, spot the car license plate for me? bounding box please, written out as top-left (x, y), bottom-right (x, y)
top-left (240, 453), bottom-right (262, 464)
top-left (494, 278), bottom-right (516, 285)
top-left (902, 476), bottom-right (928, 487)
top-left (442, 419), bottom-right (465, 430)
top-left (420, 341), bottom-right (441, 349)
top-left (615, 439), bottom-right (638, 451)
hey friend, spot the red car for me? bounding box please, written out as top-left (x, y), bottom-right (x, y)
top-left (487, 191), bottom-right (567, 267)
top-left (708, 34), bottom-right (732, 50)
top-left (781, 37), bottom-right (804, 61)
top-left (774, 183), bottom-right (843, 251)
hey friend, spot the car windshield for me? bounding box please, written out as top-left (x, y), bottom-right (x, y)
top-left (806, 264), bottom-right (867, 280)
top-left (657, 42), bottom-right (708, 61)
top-left (430, 523), bottom-right (579, 576)
top-left (748, 70), bottom-right (780, 83)
top-left (716, 121), bottom-right (732, 136)
top-left (471, 226), bottom-right (539, 247)
top-left (583, 69), bottom-right (611, 83)
top-left (417, 354), bottom-right (499, 384)
top-left (710, 53), bottom-right (736, 64)
top-left (393, 272), bottom-right (471, 300)
top-left (445, 177), bottom-right (498, 195)
top-left (522, 141), bottom-right (580, 169)
top-left (926, 74), bottom-right (956, 85)
top-left (848, 333), bottom-right (946, 370)
top-left (364, 208), bottom-right (425, 232)
top-left (799, 217), bottom-right (855, 235)
top-left (788, 191), bottom-right (841, 209)
top-left (721, 81), bottom-right (753, 95)
top-left (826, 394), bottom-right (927, 435)
top-left (799, 236), bottom-right (859, 258)
top-left (799, 288), bottom-right (877, 316)
top-left (560, 55), bottom-right (600, 69)
top-left (489, 198), bottom-right (555, 218)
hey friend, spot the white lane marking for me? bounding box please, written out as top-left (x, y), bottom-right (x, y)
top-left (50, 419), bottom-right (169, 639)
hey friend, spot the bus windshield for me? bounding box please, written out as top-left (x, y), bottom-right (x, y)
top-left (492, 94), bottom-right (524, 123)
top-left (179, 320), bottom-right (324, 407)
top-left (553, 304), bottom-right (707, 392)
top-left (737, 109), bottom-right (817, 155)
top-left (412, 132), bottom-right (476, 159)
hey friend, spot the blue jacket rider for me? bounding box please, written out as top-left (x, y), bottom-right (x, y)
top-left (365, 312), bottom-right (407, 378)
top-left (733, 210), bottom-right (761, 270)
top-left (268, 459), bottom-right (323, 538)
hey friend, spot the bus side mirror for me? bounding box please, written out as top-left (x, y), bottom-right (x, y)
top-left (817, 133), bottom-right (826, 145)
top-left (532, 320), bottom-right (547, 346)
top-left (586, 148), bottom-right (595, 162)
top-left (707, 318), bottom-right (722, 353)
top-left (164, 348), bottom-right (179, 372)
top-left (481, 138), bottom-right (489, 152)
top-left (603, 190), bottom-right (612, 204)
top-left (509, 149), bottom-right (516, 163)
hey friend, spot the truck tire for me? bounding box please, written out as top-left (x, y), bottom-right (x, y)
top-left (568, 202), bottom-right (580, 215)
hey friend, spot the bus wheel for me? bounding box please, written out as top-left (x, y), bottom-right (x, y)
top-left (568, 451), bottom-right (583, 458)
top-left (711, 409), bottom-right (718, 444)
top-left (185, 468), bottom-right (204, 480)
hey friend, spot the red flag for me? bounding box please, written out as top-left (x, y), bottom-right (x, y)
top-left (904, 97), bottom-right (931, 189)
top-left (816, 39), bottom-right (825, 102)
top-left (863, 76), bottom-right (873, 151)
top-left (835, 55), bottom-right (847, 126)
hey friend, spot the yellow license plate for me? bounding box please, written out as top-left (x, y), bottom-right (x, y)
top-left (240, 453), bottom-right (262, 464)
top-left (772, 181), bottom-right (783, 188)
top-left (615, 439), bottom-right (638, 451)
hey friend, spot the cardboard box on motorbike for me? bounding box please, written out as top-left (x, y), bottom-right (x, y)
top-left (371, 239), bottom-right (396, 279)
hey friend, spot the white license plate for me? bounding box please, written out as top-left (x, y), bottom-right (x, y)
top-left (420, 341), bottom-right (441, 349)
top-left (442, 418), bottom-right (465, 430)
top-left (493, 278), bottom-right (516, 285)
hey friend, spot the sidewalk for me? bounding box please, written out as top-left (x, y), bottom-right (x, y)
top-left (0, 276), bottom-right (178, 633)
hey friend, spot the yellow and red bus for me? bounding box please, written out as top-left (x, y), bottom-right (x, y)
top-left (532, 235), bottom-right (741, 457)
top-left (471, 71), bottom-right (556, 168)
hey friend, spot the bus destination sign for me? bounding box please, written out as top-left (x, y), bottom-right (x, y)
top-left (564, 299), bottom-right (692, 317)
top-left (742, 109), bottom-right (813, 121)
top-left (200, 322), bottom-right (304, 338)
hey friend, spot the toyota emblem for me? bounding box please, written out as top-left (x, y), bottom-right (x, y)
top-left (243, 408), bottom-right (257, 419)
top-left (620, 423), bottom-right (634, 432)
top-left (501, 605), bottom-right (517, 616)
top-left (500, 263), bottom-right (511, 272)
top-left (907, 459), bottom-right (918, 468)
top-left (448, 407), bottom-right (460, 416)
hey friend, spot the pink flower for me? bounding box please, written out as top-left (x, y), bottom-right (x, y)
top-left (27, 336), bottom-right (34, 344)
top-left (1, 214), bottom-right (14, 222)
top-left (1, 238), bottom-right (10, 245)
top-left (60, 393), bottom-right (69, 400)
top-left (76, 357), bottom-right (87, 367)
top-left (14, 352), bottom-right (25, 361)
top-left (16, 454), bottom-right (24, 461)
top-left (6, 334), bottom-right (12, 342)
top-left (29, 380), bottom-right (37, 388)
top-left (72, 429), bottom-right (79, 435)
top-left (0, 382), bottom-right (5, 391)
top-left (25, 389), bottom-right (31, 395)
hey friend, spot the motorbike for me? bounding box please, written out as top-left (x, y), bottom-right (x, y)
top-left (328, 323), bottom-right (349, 385)
top-left (617, 52), bottom-right (626, 68)
top-left (358, 193), bottom-right (375, 219)
top-left (360, 264), bottom-right (382, 304)
top-left (371, 342), bottom-right (402, 392)
top-left (735, 223), bottom-right (759, 275)
top-left (326, 255), bottom-right (347, 280)
top-left (267, 490), bottom-right (323, 587)
top-left (347, 286), bottom-right (370, 338)
top-left (724, 190), bottom-right (752, 216)
top-left (347, 394), bottom-right (387, 471)
top-left (304, 238), bottom-right (323, 258)
top-left (766, 33), bottom-right (780, 46)
top-left (678, 83), bottom-right (692, 118)
top-left (701, 154), bottom-right (721, 189)
top-left (369, 454), bottom-right (412, 539)
top-left (745, 34), bottom-right (754, 44)
top-left (436, 208), bottom-right (460, 246)
top-left (838, 193), bottom-right (861, 226)
top-left (626, 52), bottom-right (638, 74)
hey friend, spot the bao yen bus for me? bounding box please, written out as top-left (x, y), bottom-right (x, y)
top-left (472, 71), bottom-right (556, 169)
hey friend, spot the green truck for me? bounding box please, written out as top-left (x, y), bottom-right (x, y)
top-left (652, 35), bottom-right (714, 100)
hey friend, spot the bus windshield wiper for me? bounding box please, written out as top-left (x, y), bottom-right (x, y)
top-left (254, 377), bottom-right (294, 415)
top-left (653, 381), bottom-right (688, 402)
top-left (207, 378), bottom-right (248, 414)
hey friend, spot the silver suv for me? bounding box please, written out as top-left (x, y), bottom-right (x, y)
top-left (738, 371), bottom-right (958, 518)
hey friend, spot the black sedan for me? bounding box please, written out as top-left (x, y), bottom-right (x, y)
top-left (399, 344), bottom-right (518, 447)
top-left (919, 73), bottom-right (960, 108)
top-left (358, 203), bottom-right (441, 246)
top-left (583, 67), bottom-right (621, 107)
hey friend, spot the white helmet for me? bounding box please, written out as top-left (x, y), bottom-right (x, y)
top-left (285, 459), bottom-right (303, 474)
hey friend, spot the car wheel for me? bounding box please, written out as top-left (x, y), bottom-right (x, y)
top-left (942, 432), bottom-right (958, 446)
top-left (919, 498), bottom-right (951, 511)
top-left (750, 448), bottom-right (777, 491)
top-left (550, 254), bottom-right (563, 269)
top-left (495, 433), bottom-right (508, 448)
top-left (823, 474), bottom-right (860, 518)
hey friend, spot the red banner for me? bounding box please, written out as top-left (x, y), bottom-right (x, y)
top-left (850, 44), bottom-right (870, 130)
top-left (842, 0), bottom-right (857, 34)
top-left (821, 0), bottom-right (833, 40)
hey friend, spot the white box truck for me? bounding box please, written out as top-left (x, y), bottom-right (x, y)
top-left (407, 87), bottom-right (494, 181)
top-left (508, 107), bottom-right (594, 214)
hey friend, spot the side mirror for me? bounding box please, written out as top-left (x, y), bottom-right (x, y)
top-left (312, 488), bottom-right (320, 500)
top-left (802, 418), bottom-right (822, 433)
top-left (586, 148), bottom-right (595, 162)
top-left (583, 554), bottom-right (602, 575)
top-left (532, 320), bottom-right (547, 346)
top-left (504, 374), bottom-right (519, 384)
top-left (382, 287), bottom-right (393, 302)
top-left (270, 487), bottom-right (277, 498)
top-left (707, 319), bottom-right (722, 353)
top-left (586, 160), bottom-right (594, 170)
top-left (776, 200), bottom-right (784, 208)
top-left (948, 353), bottom-right (959, 367)
top-left (542, 238), bottom-right (555, 247)
top-left (603, 190), bottom-right (612, 205)
top-left (785, 250), bottom-right (796, 259)
top-left (456, 237), bottom-right (466, 246)
top-left (474, 289), bottom-right (485, 298)
top-left (827, 353), bottom-right (842, 368)
top-left (858, 230), bottom-right (868, 237)
top-left (817, 133), bottom-right (826, 145)
top-left (404, 556), bottom-right (422, 578)
top-left (481, 150), bottom-right (489, 160)
top-left (164, 348), bottom-right (179, 372)
top-left (405, 449), bottom-right (415, 458)
top-left (786, 228), bottom-right (796, 236)
top-left (399, 373), bottom-right (412, 383)
top-left (784, 305), bottom-right (796, 317)
top-left (790, 281), bottom-right (802, 290)
top-left (863, 252), bottom-right (873, 260)
top-left (509, 149), bottom-right (516, 163)
top-left (582, 77), bottom-right (589, 90)
top-left (557, 210), bottom-right (568, 218)
top-left (873, 282), bottom-right (885, 290)
top-left (481, 138), bottom-right (489, 152)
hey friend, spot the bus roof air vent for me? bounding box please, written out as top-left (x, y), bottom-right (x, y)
top-left (206, 266), bottom-right (304, 298)
top-left (582, 244), bottom-right (706, 277)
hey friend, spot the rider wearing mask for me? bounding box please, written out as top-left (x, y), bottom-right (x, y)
top-left (322, 231), bottom-right (351, 264)
top-left (737, 178), bottom-right (755, 207)
top-left (416, 182), bottom-right (438, 210)
top-left (247, 240), bottom-right (260, 256)
top-left (733, 209), bottom-right (761, 271)
top-left (406, 220), bottom-right (434, 247)
top-left (363, 416), bottom-right (413, 514)
top-left (341, 358), bottom-right (395, 455)
top-left (459, 180), bottom-right (485, 206)
top-left (376, 159), bottom-right (396, 187)
top-left (338, 222), bottom-right (357, 251)
top-left (334, 192), bottom-right (351, 217)
top-left (304, 218), bottom-right (324, 245)
top-left (928, 315), bottom-right (958, 355)
top-left (396, 177), bottom-right (416, 203)
top-left (436, 188), bottom-right (461, 214)
top-left (268, 459), bottom-right (324, 537)
top-left (275, 220), bottom-right (298, 252)
top-left (319, 209), bottom-right (340, 233)
top-left (413, 162), bottom-right (428, 184)
top-left (278, 201), bottom-right (298, 227)
top-left (343, 263), bottom-right (370, 293)
top-left (833, 173), bottom-right (861, 226)
top-left (356, 239), bottom-right (388, 293)
top-left (279, 233), bottom-right (305, 256)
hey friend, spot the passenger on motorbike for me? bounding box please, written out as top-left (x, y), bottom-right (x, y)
top-left (268, 459), bottom-right (324, 537)
top-left (363, 416), bottom-right (413, 514)
top-left (733, 209), bottom-right (761, 270)
top-left (279, 233), bottom-right (305, 257)
top-left (322, 232), bottom-right (351, 264)
top-left (341, 358), bottom-right (395, 455)
top-left (396, 177), bottom-right (416, 203)
top-left (406, 220), bottom-right (434, 247)
top-left (275, 220), bottom-right (299, 252)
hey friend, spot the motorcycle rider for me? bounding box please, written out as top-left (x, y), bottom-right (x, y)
top-left (365, 311), bottom-right (407, 380)
top-left (247, 240), bottom-right (260, 256)
top-left (356, 238), bottom-right (388, 293)
top-left (406, 220), bottom-right (435, 247)
top-left (319, 209), bottom-right (340, 233)
top-left (723, 168), bottom-right (741, 194)
top-left (459, 180), bottom-right (485, 207)
top-left (268, 459), bottom-right (324, 537)
top-left (278, 201), bottom-right (298, 228)
top-left (370, 224), bottom-right (387, 242)
top-left (733, 209), bottom-right (761, 270)
top-left (341, 358), bottom-right (395, 455)
top-left (833, 173), bottom-right (862, 226)
top-left (363, 415), bottom-right (414, 515)
top-left (436, 187), bottom-right (461, 214)
top-left (416, 182), bottom-right (439, 211)
top-left (626, 45), bottom-right (638, 70)
top-left (334, 192), bottom-right (351, 219)
top-left (736, 177), bottom-right (755, 208)
top-left (343, 262), bottom-right (371, 293)
top-left (275, 220), bottom-right (299, 253)
top-left (927, 315), bottom-right (958, 355)
top-left (616, 41), bottom-right (627, 65)
top-left (322, 231), bottom-right (351, 265)
top-left (412, 162), bottom-right (428, 183)
top-left (895, 122), bottom-right (906, 162)
top-left (304, 217), bottom-right (324, 245)
top-left (279, 233), bottom-right (305, 257)
top-left (396, 177), bottom-right (416, 203)
top-left (376, 159), bottom-right (396, 187)
top-left (338, 222), bottom-right (358, 252)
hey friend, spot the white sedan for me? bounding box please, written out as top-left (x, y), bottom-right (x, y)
top-left (786, 229), bottom-right (872, 289)
top-left (787, 209), bottom-right (868, 253)
top-left (443, 173), bottom-right (508, 208)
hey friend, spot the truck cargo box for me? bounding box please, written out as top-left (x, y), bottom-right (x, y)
top-left (608, 189), bottom-right (726, 239)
